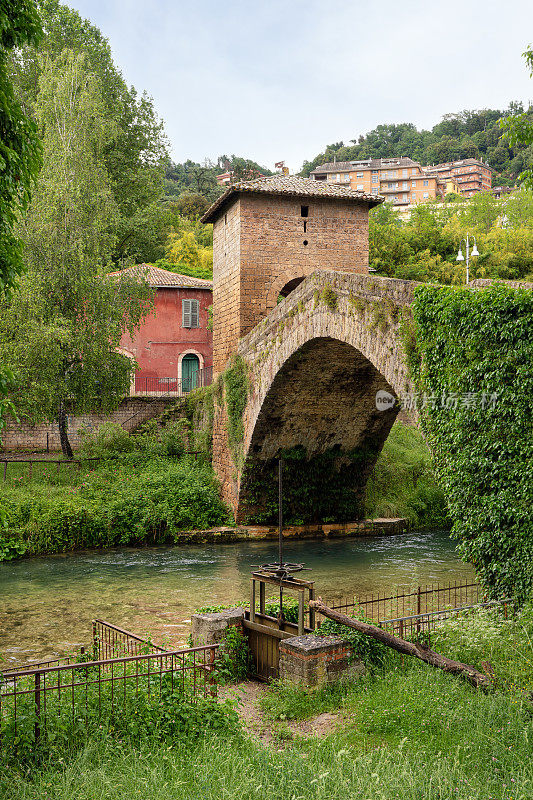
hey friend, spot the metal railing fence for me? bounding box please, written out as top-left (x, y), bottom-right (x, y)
top-left (377, 598), bottom-right (511, 641)
top-left (322, 580), bottom-right (482, 625)
top-left (1, 457), bottom-right (102, 483)
top-left (134, 366), bottom-right (213, 397)
top-left (92, 619), bottom-right (169, 660)
top-left (0, 644), bottom-right (218, 750)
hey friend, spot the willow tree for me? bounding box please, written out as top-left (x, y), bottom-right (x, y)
top-left (0, 50), bottom-right (152, 457)
top-left (0, 0), bottom-right (42, 432)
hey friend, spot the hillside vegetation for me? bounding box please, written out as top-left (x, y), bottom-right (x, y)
top-left (301, 105), bottom-right (531, 186)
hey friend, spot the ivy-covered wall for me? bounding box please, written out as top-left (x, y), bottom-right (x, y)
top-left (409, 283), bottom-right (533, 603)
top-left (240, 445), bottom-right (380, 525)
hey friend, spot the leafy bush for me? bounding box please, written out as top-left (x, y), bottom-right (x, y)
top-left (79, 422), bottom-right (135, 458)
top-left (316, 612), bottom-right (396, 670)
top-left (216, 625), bottom-right (251, 683)
top-left (0, 456), bottom-right (231, 559)
top-left (365, 421), bottom-right (448, 528)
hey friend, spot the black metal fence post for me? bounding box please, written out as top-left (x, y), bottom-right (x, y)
top-left (34, 671), bottom-right (41, 745)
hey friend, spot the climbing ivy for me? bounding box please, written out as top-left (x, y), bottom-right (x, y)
top-left (223, 354), bottom-right (249, 470)
top-left (240, 445), bottom-right (378, 525)
top-left (408, 283), bottom-right (533, 603)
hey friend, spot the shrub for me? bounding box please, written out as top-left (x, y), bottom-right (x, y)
top-left (79, 422), bottom-right (135, 458)
top-left (365, 421), bottom-right (448, 528)
top-left (408, 283), bottom-right (533, 602)
top-left (1, 456), bottom-right (231, 559)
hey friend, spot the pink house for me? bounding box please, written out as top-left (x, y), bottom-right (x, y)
top-left (111, 264), bottom-right (213, 395)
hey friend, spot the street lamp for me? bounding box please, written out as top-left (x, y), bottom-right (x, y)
top-left (456, 233), bottom-right (479, 284)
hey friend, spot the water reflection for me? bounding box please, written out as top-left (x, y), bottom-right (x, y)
top-left (0, 530), bottom-right (472, 666)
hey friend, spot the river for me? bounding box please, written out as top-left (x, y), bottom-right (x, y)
top-left (0, 530), bottom-right (473, 667)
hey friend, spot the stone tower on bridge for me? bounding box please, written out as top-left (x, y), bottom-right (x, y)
top-left (201, 175), bottom-right (382, 374)
top-left (201, 176), bottom-right (400, 523)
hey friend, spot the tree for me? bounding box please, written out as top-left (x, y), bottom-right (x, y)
top-left (0, 0), bottom-right (42, 292)
top-left (10, 0), bottom-right (169, 264)
top-left (175, 192), bottom-right (209, 220)
top-left (0, 0), bottom-right (42, 433)
top-left (500, 47), bottom-right (533, 189)
top-left (0, 51), bottom-right (152, 457)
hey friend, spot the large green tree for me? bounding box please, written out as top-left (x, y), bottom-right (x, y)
top-left (0, 51), bottom-right (152, 456)
top-left (500, 46), bottom-right (533, 189)
top-left (0, 0), bottom-right (42, 433)
top-left (10, 0), bottom-right (168, 264)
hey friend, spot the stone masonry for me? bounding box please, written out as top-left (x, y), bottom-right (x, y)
top-left (202, 176), bottom-right (381, 374)
top-left (279, 634), bottom-right (365, 688)
top-left (212, 269), bottom-right (417, 519)
top-left (1, 397), bottom-right (171, 451)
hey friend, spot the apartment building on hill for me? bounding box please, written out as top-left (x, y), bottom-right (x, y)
top-left (310, 156), bottom-right (490, 204)
top-left (425, 158), bottom-right (493, 197)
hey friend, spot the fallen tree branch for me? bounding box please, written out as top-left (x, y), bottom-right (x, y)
top-left (309, 598), bottom-right (493, 690)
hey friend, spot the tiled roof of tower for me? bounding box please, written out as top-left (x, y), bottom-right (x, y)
top-left (108, 264), bottom-right (212, 289)
top-left (201, 175), bottom-right (383, 223)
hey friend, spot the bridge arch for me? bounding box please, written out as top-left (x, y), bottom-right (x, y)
top-left (213, 271), bottom-right (417, 522)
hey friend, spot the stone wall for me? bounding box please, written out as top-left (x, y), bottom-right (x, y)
top-left (279, 634), bottom-right (365, 688)
top-left (1, 397), bottom-right (173, 452)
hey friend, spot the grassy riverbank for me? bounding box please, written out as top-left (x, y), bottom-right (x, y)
top-left (365, 421), bottom-right (447, 528)
top-left (0, 420), bottom-right (446, 561)
top-left (0, 450), bottom-right (230, 561)
top-left (2, 608), bottom-right (531, 800)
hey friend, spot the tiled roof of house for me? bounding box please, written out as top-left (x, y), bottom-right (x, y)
top-left (201, 175), bottom-right (383, 223)
top-left (310, 157), bottom-right (421, 175)
top-left (108, 264), bottom-right (212, 289)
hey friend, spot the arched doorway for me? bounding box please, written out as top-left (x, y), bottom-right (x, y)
top-left (181, 353), bottom-right (200, 392)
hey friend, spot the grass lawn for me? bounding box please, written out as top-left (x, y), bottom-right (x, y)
top-left (2, 608), bottom-right (532, 800)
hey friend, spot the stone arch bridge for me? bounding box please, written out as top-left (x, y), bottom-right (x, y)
top-left (213, 270), bottom-right (418, 524)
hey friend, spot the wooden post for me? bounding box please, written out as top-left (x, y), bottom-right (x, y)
top-left (309, 586), bottom-right (316, 630)
top-left (259, 581), bottom-right (265, 616)
top-left (298, 591), bottom-right (304, 635)
top-left (28, 461), bottom-right (32, 482)
top-left (417, 586), bottom-right (422, 634)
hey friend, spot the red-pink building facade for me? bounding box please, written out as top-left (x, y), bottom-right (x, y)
top-left (111, 265), bottom-right (213, 394)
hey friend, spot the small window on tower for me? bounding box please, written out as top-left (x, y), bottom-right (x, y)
top-left (301, 205), bottom-right (309, 217)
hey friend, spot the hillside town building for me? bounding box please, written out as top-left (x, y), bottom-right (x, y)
top-left (310, 156), bottom-right (491, 204)
top-left (425, 158), bottom-right (493, 197)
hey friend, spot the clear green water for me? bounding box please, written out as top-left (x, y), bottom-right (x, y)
top-left (0, 530), bottom-right (472, 667)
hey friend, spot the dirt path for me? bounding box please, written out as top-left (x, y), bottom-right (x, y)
top-left (219, 680), bottom-right (344, 746)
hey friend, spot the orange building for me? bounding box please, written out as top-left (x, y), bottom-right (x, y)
top-left (310, 156), bottom-right (492, 204)
top-left (310, 157), bottom-right (440, 205)
top-left (426, 158), bottom-right (493, 197)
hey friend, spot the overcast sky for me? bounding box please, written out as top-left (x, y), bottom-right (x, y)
top-left (69, 0), bottom-right (533, 172)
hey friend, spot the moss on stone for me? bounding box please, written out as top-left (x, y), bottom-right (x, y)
top-left (320, 282), bottom-right (338, 311)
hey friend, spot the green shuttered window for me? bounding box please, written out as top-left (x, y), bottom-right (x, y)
top-left (182, 299), bottom-right (200, 328)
